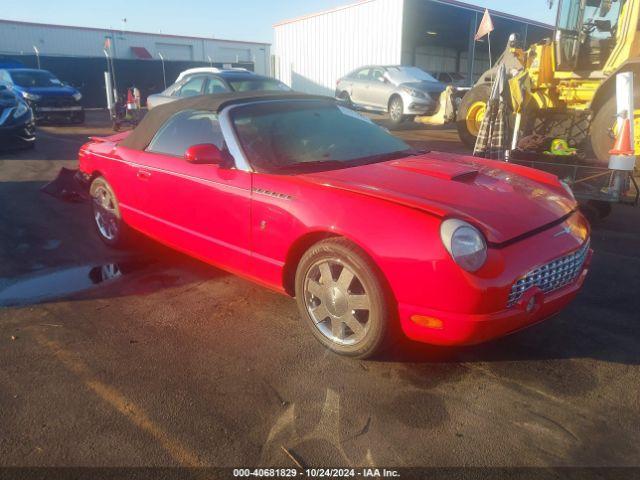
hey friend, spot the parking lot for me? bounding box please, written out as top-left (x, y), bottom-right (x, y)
top-left (1, 111), bottom-right (639, 469)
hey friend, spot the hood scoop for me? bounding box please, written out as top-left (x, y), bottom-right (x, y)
top-left (451, 170), bottom-right (479, 183)
top-left (388, 158), bottom-right (480, 181)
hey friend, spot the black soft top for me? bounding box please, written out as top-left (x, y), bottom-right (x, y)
top-left (119, 91), bottom-right (331, 151)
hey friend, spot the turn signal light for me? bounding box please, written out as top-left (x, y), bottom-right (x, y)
top-left (411, 315), bottom-right (444, 330)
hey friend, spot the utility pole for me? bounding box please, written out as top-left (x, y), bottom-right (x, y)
top-left (33, 45), bottom-right (40, 69)
top-left (158, 53), bottom-right (167, 89)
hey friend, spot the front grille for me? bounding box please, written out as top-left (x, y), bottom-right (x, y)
top-left (508, 240), bottom-right (590, 308)
top-left (37, 97), bottom-right (76, 108)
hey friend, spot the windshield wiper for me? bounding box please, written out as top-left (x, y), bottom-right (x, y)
top-left (270, 149), bottom-right (429, 174)
top-left (352, 148), bottom-right (428, 165)
top-left (271, 160), bottom-right (348, 173)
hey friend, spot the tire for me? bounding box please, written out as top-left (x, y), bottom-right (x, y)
top-left (294, 238), bottom-right (393, 359)
top-left (456, 84), bottom-right (492, 149)
top-left (89, 176), bottom-right (130, 248)
top-left (337, 91), bottom-right (353, 108)
top-left (388, 96), bottom-right (406, 126)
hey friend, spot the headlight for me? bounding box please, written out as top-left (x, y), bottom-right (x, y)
top-left (401, 86), bottom-right (427, 99)
top-left (22, 91), bottom-right (41, 102)
top-left (73, 92), bottom-right (83, 102)
top-left (13, 101), bottom-right (29, 119)
top-left (440, 219), bottom-right (488, 272)
top-left (560, 180), bottom-right (575, 201)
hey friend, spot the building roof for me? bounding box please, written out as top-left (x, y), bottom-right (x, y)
top-left (0, 18), bottom-right (271, 46)
top-left (274, 0), bottom-right (553, 30)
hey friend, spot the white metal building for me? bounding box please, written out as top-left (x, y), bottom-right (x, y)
top-left (274, 0), bottom-right (552, 95)
top-left (0, 19), bottom-right (271, 75)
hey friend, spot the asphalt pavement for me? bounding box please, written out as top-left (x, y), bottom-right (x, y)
top-left (0, 111), bottom-right (639, 469)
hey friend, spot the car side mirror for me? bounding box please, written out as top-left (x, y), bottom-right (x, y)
top-left (185, 143), bottom-right (224, 165)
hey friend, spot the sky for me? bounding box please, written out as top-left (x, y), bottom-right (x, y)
top-left (3, 0), bottom-right (557, 44)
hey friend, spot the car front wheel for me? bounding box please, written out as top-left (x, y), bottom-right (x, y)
top-left (388, 96), bottom-right (405, 126)
top-left (295, 238), bottom-right (392, 359)
top-left (90, 176), bottom-right (129, 248)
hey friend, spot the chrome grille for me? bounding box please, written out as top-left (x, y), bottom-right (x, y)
top-left (508, 240), bottom-right (590, 308)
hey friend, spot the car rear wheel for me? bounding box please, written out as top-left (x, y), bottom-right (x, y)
top-left (388, 96), bottom-right (405, 126)
top-left (337, 91), bottom-right (353, 108)
top-left (295, 238), bottom-right (392, 359)
top-left (90, 176), bottom-right (129, 248)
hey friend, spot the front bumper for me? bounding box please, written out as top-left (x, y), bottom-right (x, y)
top-left (399, 91), bottom-right (439, 116)
top-left (398, 243), bottom-right (593, 347)
top-left (0, 121), bottom-right (36, 149)
top-left (403, 98), bottom-right (438, 115)
top-left (31, 102), bottom-right (83, 122)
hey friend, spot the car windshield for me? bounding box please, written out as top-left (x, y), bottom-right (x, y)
top-left (228, 78), bottom-right (291, 92)
top-left (10, 70), bottom-right (63, 88)
top-left (386, 67), bottom-right (437, 84)
top-left (232, 100), bottom-right (412, 173)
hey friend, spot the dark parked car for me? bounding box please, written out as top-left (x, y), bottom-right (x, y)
top-left (0, 68), bottom-right (84, 124)
top-left (0, 84), bottom-right (35, 150)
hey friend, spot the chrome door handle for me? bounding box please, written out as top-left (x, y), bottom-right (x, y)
top-left (137, 170), bottom-right (151, 180)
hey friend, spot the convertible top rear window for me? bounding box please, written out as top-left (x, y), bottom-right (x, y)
top-left (231, 100), bottom-right (411, 173)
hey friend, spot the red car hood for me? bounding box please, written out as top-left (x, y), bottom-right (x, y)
top-left (300, 152), bottom-right (577, 244)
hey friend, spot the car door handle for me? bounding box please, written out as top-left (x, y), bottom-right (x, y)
top-left (137, 169), bottom-right (152, 180)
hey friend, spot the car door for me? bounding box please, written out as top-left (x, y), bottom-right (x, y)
top-left (365, 67), bottom-right (394, 109)
top-left (349, 68), bottom-right (372, 106)
top-left (132, 109), bottom-right (252, 273)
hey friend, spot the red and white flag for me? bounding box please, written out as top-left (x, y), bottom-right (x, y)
top-left (104, 37), bottom-right (111, 50)
top-left (475, 9), bottom-right (494, 41)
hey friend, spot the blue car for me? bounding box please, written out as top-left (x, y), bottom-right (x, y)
top-left (0, 68), bottom-right (84, 124)
top-left (0, 84), bottom-right (35, 149)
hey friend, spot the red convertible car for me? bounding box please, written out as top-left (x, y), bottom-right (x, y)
top-left (77, 92), bottom-right (592, 358)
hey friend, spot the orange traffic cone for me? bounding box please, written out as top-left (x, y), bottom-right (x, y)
top-left (609, 117), bottom-right (634, 156)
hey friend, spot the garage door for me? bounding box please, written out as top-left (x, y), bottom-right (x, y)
top-left (155, 43), bottom-right (194, 61)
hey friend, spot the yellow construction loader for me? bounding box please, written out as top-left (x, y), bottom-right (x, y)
top-left (456, 0), bottom-right (640, 164)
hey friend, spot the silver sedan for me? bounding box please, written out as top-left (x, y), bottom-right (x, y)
top-left (335, 66), bottom-right (446, 125)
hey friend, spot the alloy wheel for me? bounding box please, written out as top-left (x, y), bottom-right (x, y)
top-left (92, 185), bottom-right (119, 241)
top-left (304, 259), bottom-right (371, 346)
top-left (390, 98), bottom-right (403, 123)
